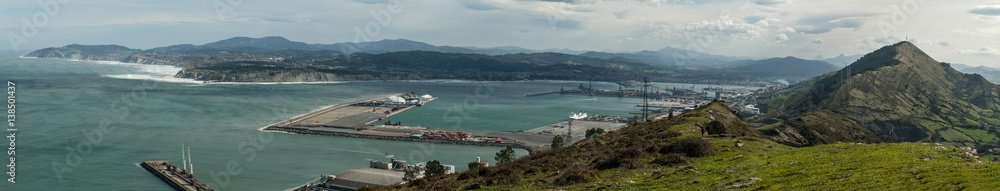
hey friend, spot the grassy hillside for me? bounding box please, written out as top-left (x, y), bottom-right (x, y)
top-left (380, 101), bottom-right (1000, 190)
top-left (759, 110), bottom-right (883, 147)
top-left (758, 42), bottom-right (1000, 146)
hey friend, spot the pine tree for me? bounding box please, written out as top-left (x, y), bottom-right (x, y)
top-left (495, 146), bottom-right (515, 164)
top-left (551, 135), bottom-right (565, 149)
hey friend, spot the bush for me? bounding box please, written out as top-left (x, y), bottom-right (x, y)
top-left (652, 153), bottom-right (688, 165)
top-left (653, 131), bottom-right (682, 140)
top-left (457, 171), bottom-right (476, 181)
top-left (481, 166), bottom-right (522, 185)
top-left (555, 164), bottom-right (595, 185)
top-left (593, 147), bottom-right (644, 170)
top-left (660, 137), bottom-right (716, 157)
top-left (705, 120), bottom-right (725, 135)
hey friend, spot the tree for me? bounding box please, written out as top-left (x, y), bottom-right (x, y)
top-left (495, 146), bottom-right (515, 165)
top-left (402, 169), bottom-right (416, 181)
top-left (585, 128), bottom-right (605, 139)
top-left (551, 135), bottom-right (565, 149)
top-left (667, 112), bottom-right (674, 119)
top-left (425, 160), bottom-right (445, 177)
top-left (467, 162), bottom-right (481, 171)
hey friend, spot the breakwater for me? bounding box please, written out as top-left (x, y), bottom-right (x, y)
top-left (265, 126), bottom-right (534, 152)
top-left (140, 161), bottom-right (214, 191)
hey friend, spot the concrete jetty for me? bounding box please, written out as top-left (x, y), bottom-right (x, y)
top-left (140, 161), bottom-right (215, 191)
top-left (271, 93), bottom-right (434, 129)
top-left (265, 92), bottom-right (630, 151)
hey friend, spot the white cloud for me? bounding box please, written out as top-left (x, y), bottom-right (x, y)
top-left (775, 33), bottom-right (788, 41)
top-left (954, 47), bottom-right (1000, 57)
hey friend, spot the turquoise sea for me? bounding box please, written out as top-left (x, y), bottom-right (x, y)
top-left (1, 56), bottom-right (652, 190)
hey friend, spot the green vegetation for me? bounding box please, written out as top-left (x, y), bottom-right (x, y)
top-left (383, 101), bottom-right (1000, 190)
top-left (495, 146), bottom-right (516, 165)
top-left (425, 160), bottom-right (445, 178)
top-left (468, 162), bottom-right (482, 171)
top-left (760, 110), bottom-right (882, 147)
top-left (402, 170), bottom-right (416, 182)
top-left (758, 41), bottom-right (1000, 148)
top-left (551, 135), bottom-right (564, 149)
top-left (585, 128), bottom-right (605, 139)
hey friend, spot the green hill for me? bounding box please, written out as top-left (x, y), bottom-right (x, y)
top-left (758, 42), bottom-right (1000, 146)
top-left (380, 101), bottom-right (999, 190)
top-left (759, 109), bottom-right (883, 147)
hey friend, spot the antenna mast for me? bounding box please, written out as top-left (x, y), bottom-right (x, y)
top-left (642, 77), bottom-right (649, 121)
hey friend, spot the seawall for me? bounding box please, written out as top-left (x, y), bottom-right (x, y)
top-left (265, 126), bottom-right (534, 152)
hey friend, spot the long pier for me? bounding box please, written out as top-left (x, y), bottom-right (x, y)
top-left (526, 91), bottom-right (561, 97)
top-left (264, 92), bottom-right (630, 152)
top-left (140, 161), bottom-right (214, 191)
top-left (265, 126), bottom-right (535, 152)
top-left (270, 93), bottom-right (431, 129)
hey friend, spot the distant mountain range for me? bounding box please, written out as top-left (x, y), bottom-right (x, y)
top-left (952, 63), bottom-right (1000, 84)
top-left (759, 41), bottom-right (1000, 148)
top-left (730, 56), bottom-right (839, 80)
top-left (815, 53), bottom-right (863, 67)
top-left (25, 36), bottom-right (854, 83)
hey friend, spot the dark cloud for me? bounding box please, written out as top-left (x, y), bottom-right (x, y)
top-left (753, 0), bottom-right (786, 6)
top-left (743, 15), bottom-right (767, 23)
top-left (794, 14), bottom-right (873, 34)
top-left (614, 10), bottom-right (630, 19)
top-left (970, 5), bottom-right (1000, 16)
top-left (539, 18), bottom-right (583, 30)
top-left (459, 1), bottom-right (500, 11)
top-left (353, 0), bottom-right (392, 5)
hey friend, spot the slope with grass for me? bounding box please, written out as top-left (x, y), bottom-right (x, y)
top-left (378, 101), bottom-right (1000, 190)
top-left (759, 109), bottom-right (883, 147)
top-left (758, 41), bottom-right (1000, 145)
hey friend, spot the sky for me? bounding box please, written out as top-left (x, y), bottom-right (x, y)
top-left (1, 0), bottom-right (999, 67)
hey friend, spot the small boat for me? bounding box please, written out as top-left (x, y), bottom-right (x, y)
top-left (379, 116), bottom-right (388, 121)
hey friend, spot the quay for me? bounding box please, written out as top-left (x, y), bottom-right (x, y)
top-left (140, 161), bottom-right (214, 191)
top-left (271, 92), bottom-right (435, 129)
top-left (265, 115), bottom-right (629, 152)
top-left (265, 92), bottom-right (629, 152)
top-left (526, 91), bottom-right (560, 97)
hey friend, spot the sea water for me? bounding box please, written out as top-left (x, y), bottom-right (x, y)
top-left (0, 56), bottom-right (660, 190)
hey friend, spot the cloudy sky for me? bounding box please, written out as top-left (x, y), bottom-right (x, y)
top-left (2, 0), bottom-right (999, 67)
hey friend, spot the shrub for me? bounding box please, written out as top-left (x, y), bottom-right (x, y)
top-left (653, 131), bottom-right (682, 140)
top-left (457, 171), bottom-right (476, 181)
top-left (652, 153), bottom-right (689, 165)
top-left (660, 137), bottom-right (716, 157)
top-left (554, 164), bottom-right (595, 185)
top-left (706, 120), bottom-right (725, 135)
top-left (593, 147), bottom-right (644, 170)
top-left (481, 166), bottom-right (522, 185)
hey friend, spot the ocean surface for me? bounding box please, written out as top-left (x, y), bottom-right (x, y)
top-left (0, 56), bottom-right (662, 190)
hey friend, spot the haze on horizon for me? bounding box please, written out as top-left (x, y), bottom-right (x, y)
top-left (2, 0), bottom-right (999, 67)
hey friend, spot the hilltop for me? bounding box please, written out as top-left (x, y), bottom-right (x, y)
top-left (758, 41), bottom-right (1000, 147)
top-left (380, 101), bottom-right (999, 190)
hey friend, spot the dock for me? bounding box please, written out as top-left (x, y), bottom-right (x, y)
top-left (264, 92), bottom-right (630, 152)
top-left (140, 161), bottom-right (214, 191)
top-left (271, 93), bottom-right (435, 129)
top-left (526, 91), bottom-right (561, 97)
